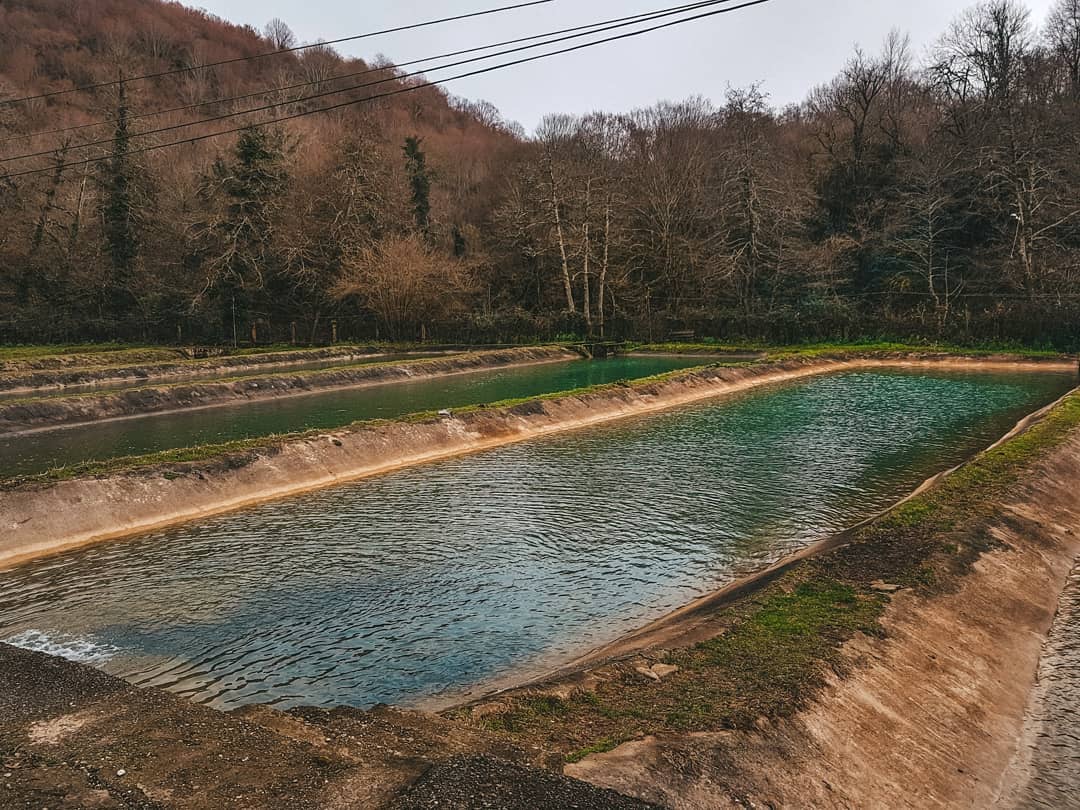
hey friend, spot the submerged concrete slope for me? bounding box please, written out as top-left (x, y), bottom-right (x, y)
top-left (0, 354), bottom-right (1073, 567)
top-left (563, 430), bottom-right (1080, 809)
top-left (0, 346), bottom-right (575, 433)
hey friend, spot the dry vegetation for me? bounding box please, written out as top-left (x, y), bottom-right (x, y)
top-left (0, 0), bottom-right (1078, 348)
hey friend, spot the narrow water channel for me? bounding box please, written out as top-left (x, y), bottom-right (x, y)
top-left (0, 368), bottom-right (1073, 712)
top-left (0, 355), bottom-right (704, 477)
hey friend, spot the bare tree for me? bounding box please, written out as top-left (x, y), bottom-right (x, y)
top-left (333, 235), bottom-right (473, 339)
top-left (536, 114), bottom-right (578, 314)
top-left (263, 18), bottom-right (296, 51)
top-left (893, 151), bottom-right (968, 331)
top-left (1045, 0), bottom-right (1080, 96)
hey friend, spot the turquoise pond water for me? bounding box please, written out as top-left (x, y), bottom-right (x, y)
top-left (0, 367), bottom-right (1073, 711)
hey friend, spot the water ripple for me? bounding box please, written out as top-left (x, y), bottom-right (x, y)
top-left (0, 369), bottom-right (1073, 711)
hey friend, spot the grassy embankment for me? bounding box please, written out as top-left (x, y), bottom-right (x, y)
top-left (635, 339), bottom-right (1070, 359)
top-left (0, 348), bottom-right (495, 407)
top-left (451, 391), bottom-right (1080, 763)
top-left (0, 342), bottom-right (437, 374)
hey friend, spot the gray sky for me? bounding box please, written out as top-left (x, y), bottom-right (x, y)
top-left (192, 0), bottom-right (1059, 131)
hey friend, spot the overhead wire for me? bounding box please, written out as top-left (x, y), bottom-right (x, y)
top-left (1, 0), bottom-right (774, 181)
top-left (1, 0), bottom-right (743, 165)
top-left (0, 0), bottom-right (555, 107)
top-left (0, 0), bottom-right (727, 146)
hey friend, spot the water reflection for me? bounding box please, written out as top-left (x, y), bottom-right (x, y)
top-left (0, 369), bottom-right (1073, 711)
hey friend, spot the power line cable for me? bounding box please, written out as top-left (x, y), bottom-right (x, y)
top-left (0, 0), bottom-right (554, 108)
top-left (0, 0), bottom-right (726, 147)
top-left (0, 0), bottom-right (747, 166)
top-left (1, 0), bottom-right (773, 181)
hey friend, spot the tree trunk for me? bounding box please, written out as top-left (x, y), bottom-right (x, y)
top-left (598, 196), bottom-right (611, 338)
top-left (582, 178), bottom-right (592, 334)
top-left (547, 159), bottom-right (576, 313)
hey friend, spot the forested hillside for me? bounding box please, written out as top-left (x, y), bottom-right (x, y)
top-left (1, 0), bottom-right (1078, 347)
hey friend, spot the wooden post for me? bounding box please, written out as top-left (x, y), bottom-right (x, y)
top-left (291, 321), bottom-right (297, 345)
top-left (331, 319), bottom-right (338, 344)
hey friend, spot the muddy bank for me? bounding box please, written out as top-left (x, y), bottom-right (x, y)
top-left (0, 642), bottom-right (653, 809)
top-left (0, 353), bottom-right (1073, 568)
top-left (0, 345), bottom-right (469, 396)
top-left (0, 346), bottom-right (574, 434)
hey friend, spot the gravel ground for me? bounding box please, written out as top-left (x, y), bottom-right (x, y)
top-left (391, 755), bottom-right (661, 809)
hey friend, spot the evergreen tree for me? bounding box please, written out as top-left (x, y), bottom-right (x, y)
top-left (102, 80), bottom-right (138, 320)
top-left (200, 126), bottom-right (289, 341)
top-left (403, 136), bottom-right (431, 235)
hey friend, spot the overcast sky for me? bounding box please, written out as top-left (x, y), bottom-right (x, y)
top-left (191, 0), bottom-right (1060, 131)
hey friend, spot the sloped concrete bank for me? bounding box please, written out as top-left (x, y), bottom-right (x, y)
top-left (0, 346), bottom-right (574, 434)
top-left (0, 345), bottom-right (462, 396)
top-left (0, 353), bottom-right (1073, 568)
top-left (559, 428), bottom-right (1080, 809)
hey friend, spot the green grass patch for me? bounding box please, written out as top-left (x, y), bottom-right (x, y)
top-left (766, 340), bottom-right (1069, 361)
top-left (565, 738), bottom-right (621, 763)
top-left (628, 339), bottom-right (1072, 363)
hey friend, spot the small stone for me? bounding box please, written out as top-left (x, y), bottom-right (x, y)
top-left (470, 702), bottom-right (507, 720)
top-left (634, 666), bottom-right (661, 682)
top-left (651, 663), bottom-right (679, 680)
top-left (871, 581), bottom-right (902, 593)
top-left (116, 769), bottom-right (126, 777)
top-left (438, 409), bottom-right (453, 418)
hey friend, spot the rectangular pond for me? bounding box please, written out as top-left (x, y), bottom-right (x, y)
top-left (0, 355), bottom-right (706, 477)
top-left (0, 367), bottom-right (1074, 711)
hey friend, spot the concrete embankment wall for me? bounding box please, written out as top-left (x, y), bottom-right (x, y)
top-left (0, 346), bottom-right (575, 433)
top-left (0, 355), bottom-right (1074, 568)
top-left (0, 346), bottom-right (459, 395)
